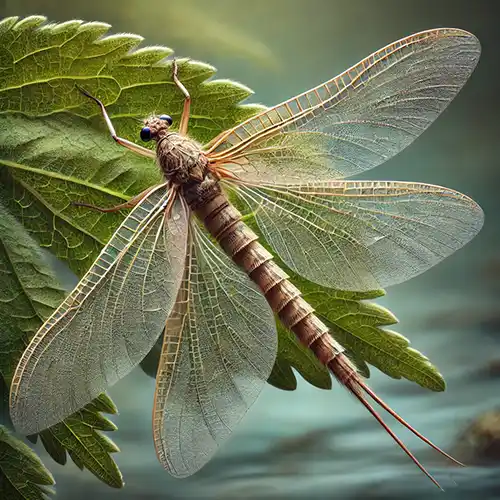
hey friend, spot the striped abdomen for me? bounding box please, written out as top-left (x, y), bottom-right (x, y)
top-left (194, 189), bottom-right (359, 390)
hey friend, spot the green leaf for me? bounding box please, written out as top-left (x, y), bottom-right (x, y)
top-left (311, 292), bottom-right (445, 391)
top-left (344, 349), bottom-right (371, 378)
top-left (33, 393), bottom-right (121, 487)
top-left (0, 15), bottom-right (265, 278)
top-left (0, 202), bottom-right (67, 387)
top-left (0, 425), bottom-right (55, 500)
top-left (0, 201), bottom-right (123, 487)
top-left (38, 396), bottom-right (121, 487)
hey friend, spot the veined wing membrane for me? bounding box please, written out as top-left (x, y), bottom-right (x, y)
top-left (207, 29), bottom-right (480, 183)
top-left (153, 223), bottom-right (277, 478)
top-left (10, 185), bottom-right (189, 434)
top-left (232, 180), bottom-right (483, 291)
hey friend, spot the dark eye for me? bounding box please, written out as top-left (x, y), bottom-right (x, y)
top-left (140, 127), bottom-right (152, 142)
top-left (159, 114), bottom-right (173, 125)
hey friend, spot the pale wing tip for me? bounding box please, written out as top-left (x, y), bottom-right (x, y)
top-left (467, 198), bottom-right (485, 241)
top-left (10, 389), bottom-right (49, 435)
top-left (8, 362), bottom-right (45, 436)
top-left (416, 27), bottom-right (479, 42)
top-left (444, 186), bottom-right (485, 241)
top-left (433, 27), bottom-right (481, 58)
top-left (154, 443), bottom-right (203, 479)
top-left (154, 419), bottom-right (214, 478)
top-left (444, 27), bottom-right (481, 61)
top-left (412, 182), bottom-right (485, 242)
top-left (10, 384), bottom-right (68, 436)
top-left (375, 187), bottom-right (484, 290)
top-left (9, 407), bottom-right (43, 436)
top-left (410, 27), bottom-right (481, 64)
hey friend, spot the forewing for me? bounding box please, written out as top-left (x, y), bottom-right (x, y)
top-left (232, 180), bottom-right (483, 291)
top-left (10, 185), bottom-right (189, 434)
top-left (207, 29), bottom-right (480, 183)
top-left (152, 223), bottom-right (277, 478)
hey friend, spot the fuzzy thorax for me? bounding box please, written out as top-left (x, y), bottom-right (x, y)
top-left (157, 133), bottom-right (207, 184)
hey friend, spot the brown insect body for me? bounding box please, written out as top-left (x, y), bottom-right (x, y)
top-left (145, 119), bottom-right (204, 184)
top-left (155, 127), bottom-right (360, 395)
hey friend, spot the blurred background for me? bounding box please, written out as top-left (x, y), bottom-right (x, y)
top-left (2, 0), bottom-right (499, 498)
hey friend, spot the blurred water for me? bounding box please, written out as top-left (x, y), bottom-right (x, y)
top-left (2, 0), bottom-right (500, 498)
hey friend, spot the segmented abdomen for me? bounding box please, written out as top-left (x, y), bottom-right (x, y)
top-left (195, 191), bottom-right (358, 384)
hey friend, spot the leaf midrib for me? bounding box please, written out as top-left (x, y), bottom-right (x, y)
top-left (1, 159), bottom-right (130, 201)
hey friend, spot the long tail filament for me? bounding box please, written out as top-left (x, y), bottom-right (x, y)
top-left (328, 355), bottom-right (463, 490)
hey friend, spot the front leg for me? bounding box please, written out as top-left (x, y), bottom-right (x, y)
top-left (172, 59), bottom-right (191, 136)
top-left (76, 85), bottom-right (156, 159)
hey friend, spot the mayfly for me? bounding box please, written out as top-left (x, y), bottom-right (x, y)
top-left (10, 28), bottom-right (483, 487)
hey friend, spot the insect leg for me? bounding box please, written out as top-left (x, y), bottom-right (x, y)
top-left (76, 85), bottom-right (156, 159)
top-left (172, 59), bottom-right (191, 136)
top-left (71, 185), bottom-right (159, 213)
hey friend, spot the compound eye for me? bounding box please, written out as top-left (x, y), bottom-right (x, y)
top-left (140, 127), bottom-right (152, 142)
top-left (159, 114), bottom-right (173, 126)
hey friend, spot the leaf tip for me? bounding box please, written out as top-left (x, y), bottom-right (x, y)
top-left (12, 15), bottom-right (47, 31)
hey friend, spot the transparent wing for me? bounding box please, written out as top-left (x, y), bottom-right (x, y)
top-left (232, 180), bottom-right (483, 291)
top-left (152, 223), bottom-right (277, 478)
top-left (10, 185), bottom-right (189, 434)
top-left (206, 29), bottom-right (480, 183)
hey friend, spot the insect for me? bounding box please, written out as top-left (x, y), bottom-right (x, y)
top-left (10, 28), bottom-right (483, 487)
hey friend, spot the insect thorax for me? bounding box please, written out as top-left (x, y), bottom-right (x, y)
top-left (156, 132), bottom-right (208, 185)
